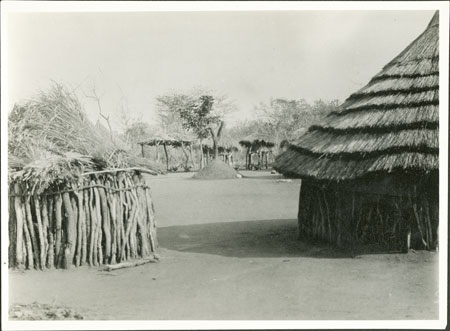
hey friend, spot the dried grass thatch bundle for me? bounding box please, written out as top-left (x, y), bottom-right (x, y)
top-left (9, 84), bottom-right (118, 164)
top-left (124, 155), bottom-right (166, 174)
top-left (274, 12), bottom-right (439, 181)
top-left (9, 152), bottom-right (96, 195)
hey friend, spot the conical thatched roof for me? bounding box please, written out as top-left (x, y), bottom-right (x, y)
top-left (275, 12), bottom-right (439, 181)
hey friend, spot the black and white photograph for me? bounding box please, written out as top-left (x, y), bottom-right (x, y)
top-left (1, 1), bottom-right (448, 329)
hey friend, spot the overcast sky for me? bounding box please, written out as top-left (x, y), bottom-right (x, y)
top-left (7, 10), bottom-right (434, 130)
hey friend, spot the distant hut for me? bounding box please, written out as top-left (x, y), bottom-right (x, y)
top-left (274, 12), bottom-right (439, 251)
top-left (217, 133), bottom-right (240, 166)
top-left (239, 132), bottom-right (275, 170)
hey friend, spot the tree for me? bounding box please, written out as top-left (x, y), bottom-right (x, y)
top-left (156, 91), bottom-right (235, 166)
top-left (156, 93), bottom-right (202, 167)
top-left (178, 95), bottom-right (225, 160)
top-left (254, 98), bottom-right (339, 149)
top-left (123, 122), bottom-right (152, 145)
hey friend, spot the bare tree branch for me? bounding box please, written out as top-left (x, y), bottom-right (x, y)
top-left (85, 85), bottom-right (114, 144)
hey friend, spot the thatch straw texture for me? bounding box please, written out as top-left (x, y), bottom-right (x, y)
top-left (9, 84), bottom-right (116, 162)
top-left (8, 83), bottom-right (161, 173)
top-left (275, 12), bottom-right (439, 181)
top-left (138, 130), bottom-right (194, 147)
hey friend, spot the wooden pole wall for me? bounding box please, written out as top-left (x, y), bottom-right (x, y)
top-left (297, 181), bottom-right (439, 251)
top-left (8, 172), bottom-right (158, 270)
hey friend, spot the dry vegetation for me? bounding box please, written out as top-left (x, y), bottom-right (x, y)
top-left (8, 84), bottom-right (160, 271)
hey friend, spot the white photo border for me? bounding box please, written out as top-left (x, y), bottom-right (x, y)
top-left (1, 1), bottom-right (448, 330)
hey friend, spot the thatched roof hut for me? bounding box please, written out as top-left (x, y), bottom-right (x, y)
top-left (239, 131), bottom-right (275, 150)
top-left (239, 132), bottom-right (276, 170)
top-left (274, 12), bottom-right (439, 251)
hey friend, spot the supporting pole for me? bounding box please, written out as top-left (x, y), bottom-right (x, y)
top-left (406, 228), bottom-right (411, 251)
top-left (199, 140), bottom-right (204, 169)
top-left (163, 143), bottom-right (169, 171)
top-left (140, 144), bottom-right (145, 158)
top-left (189, 143), bottom-right (196, 170)
top-left (245, 150), bottom-right (248, 170)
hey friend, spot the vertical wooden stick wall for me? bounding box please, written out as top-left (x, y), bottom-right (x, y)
top-left (298, 182), bottom-right (439, 251)
top-left (9, 171), bottom-right (158, 270)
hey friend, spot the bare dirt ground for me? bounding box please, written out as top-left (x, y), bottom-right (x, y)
top-left (8, 171), bottom-right (439, 320)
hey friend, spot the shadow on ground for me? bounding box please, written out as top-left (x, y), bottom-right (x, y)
top-left (158, 219), bottom-right (356, 258)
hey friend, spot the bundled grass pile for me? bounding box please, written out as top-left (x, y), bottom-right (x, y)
top-left (8, 84), bottom-right (159, 270)
top-left (193, 160), bottom-right (239, 179)
top-left (274, 12), bottom-right (439, 251)
top-left (124, 155), bottom-right (166, 174)
top-left (9, 85), bottom-right (118, 164)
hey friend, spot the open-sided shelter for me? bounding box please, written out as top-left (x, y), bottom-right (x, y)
top-left (138, 131), bottom-right (194, 171)
top-left (239, 132), bottom-right (275, 170)
top-left (274, 12), bottom-right (439, 251)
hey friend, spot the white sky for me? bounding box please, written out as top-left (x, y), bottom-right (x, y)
top-left (6, 10), bottom-right (434, 130)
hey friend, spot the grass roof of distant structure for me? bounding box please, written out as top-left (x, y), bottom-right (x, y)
top-left (201, 133), bottom-right (241, 154)
top-left (274, 12), bottom-right (439, 181)
top-left (138, 131), bottom-right (194, 147)
top-left (192, 160), bottom-right (239, 180)
top-left (239, 139), bottom-right (275, 150)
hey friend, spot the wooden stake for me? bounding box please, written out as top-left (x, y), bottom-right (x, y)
top-left (424, 199), bottom-right (433, 250)
top-left (102, 257), bottom-right (158, 272)
top-left (54, 194), bottom-right (63, 268)
top-left (24, 195), bottom-right (39, 268)
top-left (22, 209), bottom-right (34, 270)
top-left (40, 196), bottom-right (50, 268)
top-left (81, 189), bottom-right (89, 265)
top-left (107, 181), bottom-right (117, 264)
top-left (88, 187), bottom-right (96, 266)
top-left (97, 179), bottom-right (111, 262)
top-left (92, 186), bottom-right (102, 265)
top-left (61, 192), bottom-right (76, 268)
top-left (33, 197), bottom-right (46, 270)
top-left (321, 188), bottom-right (332, 243)
top-left (411, 198), bottom-right (427, 248)
top-left (13, 184), bottom-right (25, 269)
top-left (74, 190), bottom-right (84, 267)
top-left (163, 143), bottom-right (169, 172)
top-left (47, 197), bottom-right (55, 269)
